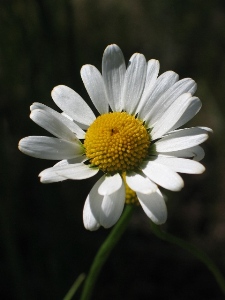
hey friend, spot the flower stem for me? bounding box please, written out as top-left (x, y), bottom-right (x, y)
top-left (80, 204), bottom-right (135, 300)
top-left (150, 222), bottom-right (225, 295)
top-left (63, 273), bottom-right (86, 300)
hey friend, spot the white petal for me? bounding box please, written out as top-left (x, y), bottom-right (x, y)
top-left (126, 171), bottom-right (157, 194)
top-left (122, 53), bottom-right (147, 114)
top-left (81, 65), bottom-right (109, 114)
top-left (138, 71), bottom-right (179, 120)
top-left (102, 44), bottom-right (126, 111)
top-left (54, 163), bottom-right (99, 180)
top-left (151, 93), bottom-right (193, 139)
top-left (98, 173), bottom-right (122, 195)
top-left (141, 160), bottom-right (184, 191)
top-left (83, 176), bottom-right (105, 230)
top-left (100, 182), bottom-right (125, 228)
top-left (30, 103), bottom-right (85, 139)
top-left (145, 78), bottom-right (197, 126)
top-left (137, 189), bottom-right (167, 225)
top-left (39, 157), bottom-right (87, 183)
top-left (169, 97), bottom-right (202, 132)
top-left (83, 176), bottom-right (125, 230)
top-left (54, 156), bottom-right (88, 166)
top-left (83, 180), bottom-right (102, 231)
top-left (145, 59), bottom-right (160, 87)
top-left (156, 146), bottom-right (205, 162)
top-left (51, 85), bottom-right (95, 126)
top-left (190, 146), bottom-right (205, 161)
top-left (30, 109), bottom-right (78, 142)
top-left (155, 127), bottom-right (209, 152)
top-left (18, 136), bottom-right (83, 160)
top-left (61, 112), bottom-right (89, 131)
top-left (39, 167), bottom-right (67, 183)
top-left (136, 59), bottom-right (160, 113)
top-left (199, 126), bottom-right (213, 133)
top-left (150, 156), bottom-right (205, 174)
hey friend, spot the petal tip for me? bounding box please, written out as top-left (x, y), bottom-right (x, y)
top-left (18, 137), bottom-right (26, 152)
top-left (104, 44), bottom-right (121, 54)
top-left (197, 164), bottom-right (206, 174)
top-left (51, 85), bottom-right (66, 97)
top-left (152, 216), bottom-right (167, 225)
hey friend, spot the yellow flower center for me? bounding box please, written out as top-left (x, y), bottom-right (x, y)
top-left (84, 112), bottom-right (150, 173)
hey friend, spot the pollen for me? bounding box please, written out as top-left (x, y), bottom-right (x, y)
top-left (84, 112), bottom-right (150, 173)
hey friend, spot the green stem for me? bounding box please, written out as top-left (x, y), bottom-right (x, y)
top-left (80, 204), bottom-right (135, 300)
top-left (63, 273), bottom-right (86, 300)
top-left (150, 222), bottom-right (225, 295)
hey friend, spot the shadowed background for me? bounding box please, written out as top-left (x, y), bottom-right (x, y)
top-left (1, 0), bottom-right (225, 299)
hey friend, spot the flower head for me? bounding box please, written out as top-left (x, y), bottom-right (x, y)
top-left (18, 44), bottom-right (211, 231)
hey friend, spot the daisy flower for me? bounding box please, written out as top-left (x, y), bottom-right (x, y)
top-left (18, 44), bottom-right (211, 231)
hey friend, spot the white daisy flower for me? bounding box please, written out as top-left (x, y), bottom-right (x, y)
top-left (18, 44), bottom-right (211, 231)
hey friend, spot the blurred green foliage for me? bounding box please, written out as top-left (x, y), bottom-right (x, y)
top-left (1, 0), bottom-right (225, 299)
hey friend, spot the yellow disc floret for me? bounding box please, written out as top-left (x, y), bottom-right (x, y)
top-left (84, 112), bottom-right (150, 173)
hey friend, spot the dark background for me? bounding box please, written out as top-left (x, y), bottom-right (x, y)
top-left (1, 0), bottom-right (225, 299)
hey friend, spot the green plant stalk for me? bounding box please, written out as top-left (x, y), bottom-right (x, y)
top-left (63, 273), bottom-right (86, 300)
top-left (150, 222), bottom-right (225, 295)
top-left (80, 204), bottom-right (135, 300)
